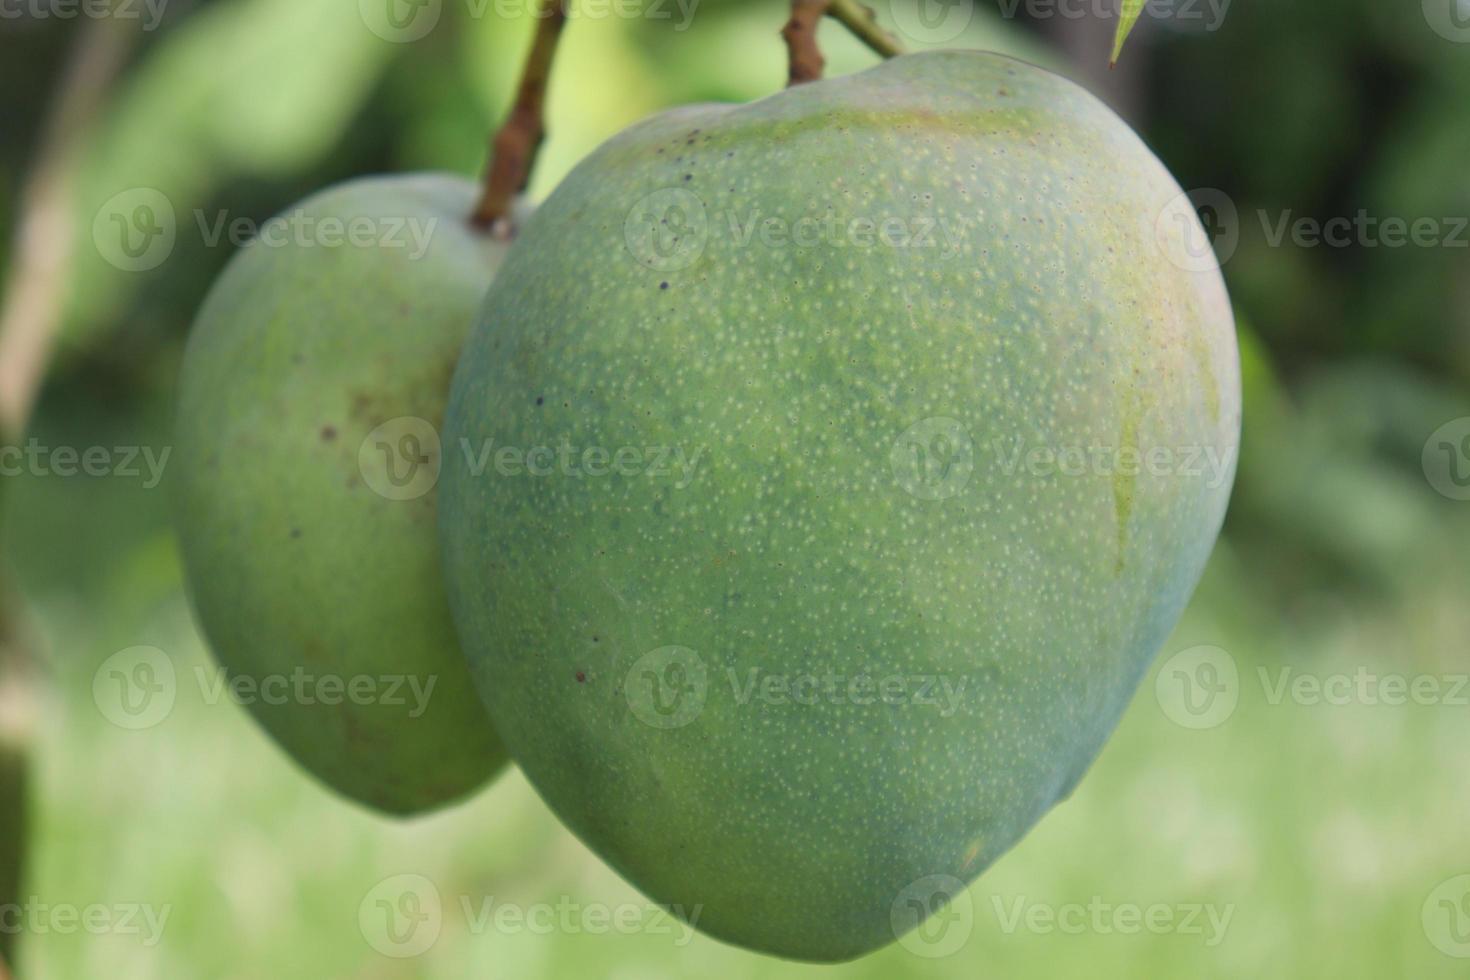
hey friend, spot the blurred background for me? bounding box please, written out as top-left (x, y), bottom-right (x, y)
top-left (1, 0), bottom-right (1469, 977)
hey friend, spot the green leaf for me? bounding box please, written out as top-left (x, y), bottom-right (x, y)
top-left (1111, 0), bottom-right (1144, 66)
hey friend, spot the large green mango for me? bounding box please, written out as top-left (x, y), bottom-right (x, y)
top-left (441, 52), bottom-right (1239, 959)
top-left (174, 174), bottom-right (510, 815)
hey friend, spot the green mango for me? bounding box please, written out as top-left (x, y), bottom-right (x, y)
top-left (174, 174), bottom-right (511, 815)
top-left (441, 51), bottom-right (1239, 959)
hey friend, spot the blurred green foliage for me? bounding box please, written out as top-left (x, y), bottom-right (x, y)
top-left (1, 0), bottom-right (1468, 977)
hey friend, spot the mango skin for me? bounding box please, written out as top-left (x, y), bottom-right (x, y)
top-left (441, 52), bottom-right (1240, 959)
top-left (174, 174), bottom-right (510, 816)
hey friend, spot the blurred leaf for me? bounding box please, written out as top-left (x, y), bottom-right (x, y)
top-left (63, 0), bottom-right (402, 354)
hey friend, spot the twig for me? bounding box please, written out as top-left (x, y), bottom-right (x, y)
top-left (0, 19), bottom-right (136, 439)
top-left (783, 0), bottom-right (905, 87)
top-left (827, 0), bottom-right (905, 59)
top-left (469, 0), bottom-right (569, 238)
top-left (783, 0), bottom-right (829, 85)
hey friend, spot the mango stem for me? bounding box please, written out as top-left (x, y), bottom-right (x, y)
top-left (470, 0), bottom-right (569, 238)
top-left (827, 0), bottom-right (905, 60)
top-left (785, 0), bottom-right (905, 87)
